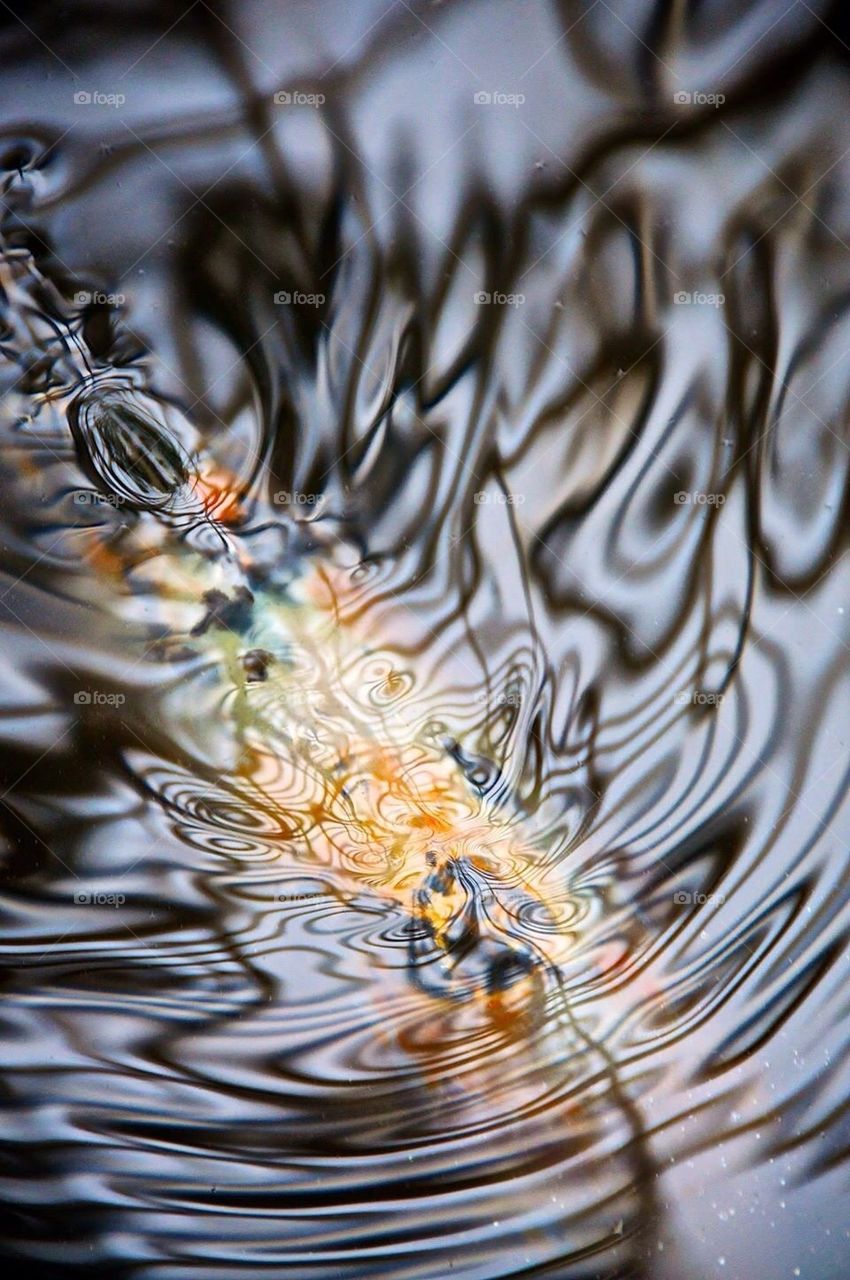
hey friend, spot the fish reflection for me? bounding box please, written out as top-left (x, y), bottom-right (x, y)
top-left (71, 341), bottom-right (661, 1259)
top-left (125, 521), bottom-right (581, 1024)
top-left (1, 232), bottom-right (662, 1270)
top-left (0, 234), bottom-right (574, 1021)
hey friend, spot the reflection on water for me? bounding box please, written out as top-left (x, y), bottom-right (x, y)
top-left (2, 2), bottom-right (850, 1277)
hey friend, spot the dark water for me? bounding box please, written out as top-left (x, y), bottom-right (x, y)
top-left (2, 2), bottom-right (850, 1277)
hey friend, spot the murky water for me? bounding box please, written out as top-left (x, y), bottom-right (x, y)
top-left (2, 3), bottom-right (850, 1277)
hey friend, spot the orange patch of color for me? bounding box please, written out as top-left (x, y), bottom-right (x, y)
top-left (83, 532), bottom-right (129, 581)
top-left (194, 463), bottom-right (244, 525)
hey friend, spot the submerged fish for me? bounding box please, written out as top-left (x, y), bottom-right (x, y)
top-left (120, 524), bottom-right (581, 1023)
top-left (0, 234), bottom-right (579, 1025)
top-left (0, 234), bottom-right (663, 1250)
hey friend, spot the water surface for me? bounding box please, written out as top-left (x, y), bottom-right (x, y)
top-left (2, 3), bottom-right (850, 1277)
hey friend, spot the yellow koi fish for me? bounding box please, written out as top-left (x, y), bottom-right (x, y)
top-left (67, 385), bottom-right (579, 1026)
top-left (0, 241), bottom-right (577, 1030)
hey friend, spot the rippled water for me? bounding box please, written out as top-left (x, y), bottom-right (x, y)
top-left (2, 3), bottom-right (850, 1277)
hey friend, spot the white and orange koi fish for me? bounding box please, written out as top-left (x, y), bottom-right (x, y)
top-left (1, 237), bottom-right (580, 1030)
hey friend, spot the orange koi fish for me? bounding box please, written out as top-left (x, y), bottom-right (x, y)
top-left (1, 238), bottom-right (579, 1031)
